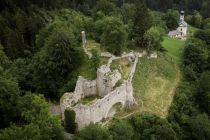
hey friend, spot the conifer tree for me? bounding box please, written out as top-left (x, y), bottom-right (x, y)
top-left (131, 0), bottom-right (151, 48)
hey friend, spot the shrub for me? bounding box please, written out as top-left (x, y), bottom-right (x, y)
top-left (64, 108), bottom-right (77, 133)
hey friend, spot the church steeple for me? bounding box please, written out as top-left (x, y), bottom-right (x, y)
top-left (180, 11), bottom-right (185, 23)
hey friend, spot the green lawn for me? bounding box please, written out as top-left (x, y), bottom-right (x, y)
top-left (162, 37), bottom-right (185, 63)
top-left (132, 55), bottom-right (180, 117)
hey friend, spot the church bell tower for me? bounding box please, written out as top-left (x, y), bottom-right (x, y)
top-left (180, 11), bottom-right (185, 23)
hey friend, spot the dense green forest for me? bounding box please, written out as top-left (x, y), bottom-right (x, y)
top-left (0, 0), bottom-right (210, 139)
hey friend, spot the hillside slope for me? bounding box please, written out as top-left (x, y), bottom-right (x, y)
top-left (133, 54), bottom-right (180, 117)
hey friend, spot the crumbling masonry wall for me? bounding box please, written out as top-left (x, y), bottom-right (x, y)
top-left (74, 81), bottom-right (134, 129)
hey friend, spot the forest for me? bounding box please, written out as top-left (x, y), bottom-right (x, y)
top-left (0, 0), bottom-right (210, 140)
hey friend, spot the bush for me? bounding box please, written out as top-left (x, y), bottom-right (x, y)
top-left (183, 38), bottom-right (208, 73)
top-left (194, 29), bottom-right (210, 45)
top-left (64, 108), bottom-right (77, 133)
top-left (91, 49), bottom-right (100, 70)
top-left (73, 123), bottom-right (110, 140)
top-left (109, 119), bottom-right (134, 140)
top-left (144, 26), bottom-right (164, 52)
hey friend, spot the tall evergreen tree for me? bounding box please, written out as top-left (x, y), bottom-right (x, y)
top-left (131, 0), bottom-right (151, 48)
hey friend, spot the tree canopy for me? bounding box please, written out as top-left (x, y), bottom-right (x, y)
top-left (0, 0), bottom-right (210, 139)
top-left (33, 27), bottom-right (84, 98)
top-left (100, 16), bottom-right (127, 55)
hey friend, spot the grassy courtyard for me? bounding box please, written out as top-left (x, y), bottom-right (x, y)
top-left (111, 58), bottom-right (133, 80)
top-left (77, 95), bottom-right (100, 105)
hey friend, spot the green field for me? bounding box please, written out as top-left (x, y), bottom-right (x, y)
top-left (131, 35), bottom-right (186, 117)
top-left (132, 55), bottom-right (180, 117)
top-left (162, 37), bottom-right (185, 63)
top-left (130, 31), bottom-right (195, 117)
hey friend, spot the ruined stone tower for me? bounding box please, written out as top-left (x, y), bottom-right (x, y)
top-left (96, 65), bottom-right (121, 97)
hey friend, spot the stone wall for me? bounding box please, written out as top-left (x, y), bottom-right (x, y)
top-left (97, 65), bottom-right (121, 97)
top-left (73, 81), bottom-right (134, 130)
top-left (60, 76), bottom-right (97, 118)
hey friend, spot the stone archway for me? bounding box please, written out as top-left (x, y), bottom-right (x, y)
top-left (106, 102), bottom-right (123, 118)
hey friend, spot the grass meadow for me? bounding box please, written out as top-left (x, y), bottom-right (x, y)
top-left (162, 36), bottom-right (185, 63)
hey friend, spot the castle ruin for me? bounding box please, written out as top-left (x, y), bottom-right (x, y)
top-left (60, 51), bottom-right (145, 130)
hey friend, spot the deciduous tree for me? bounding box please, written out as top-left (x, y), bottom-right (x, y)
top-left (144, 26), bottom-right (164, 52)
top-left (164, 9), bottom-right (179, 30)
top-left (33, 27), bottom-right (84, 98)
top-left (101, 16), bottom-right (127, 55)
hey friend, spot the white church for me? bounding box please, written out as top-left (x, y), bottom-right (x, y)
top-left (168, 11), bottom-right (188, 39)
